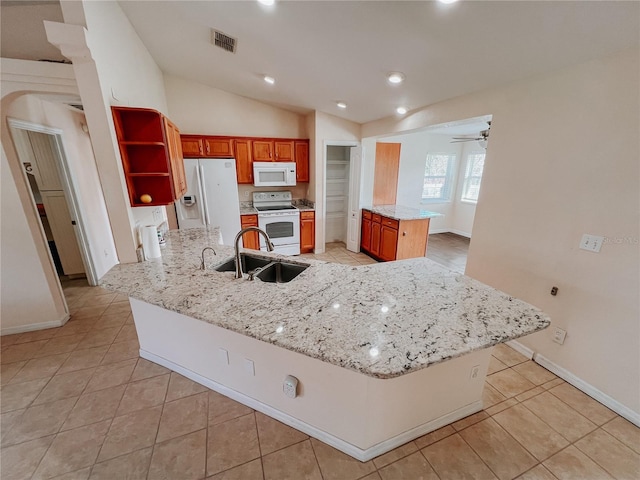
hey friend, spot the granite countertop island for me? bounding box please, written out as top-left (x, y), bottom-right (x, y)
top-left (364, 204), bottom-right (443, 221)
top-left (101, 227), bottom-right (550, 380)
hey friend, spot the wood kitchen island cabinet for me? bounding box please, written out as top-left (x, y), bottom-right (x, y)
top-left (361, 206), bottom-right (440, 262)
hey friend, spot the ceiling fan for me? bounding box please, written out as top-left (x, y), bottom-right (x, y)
top-left (450, 122), bottom-right (491, 148)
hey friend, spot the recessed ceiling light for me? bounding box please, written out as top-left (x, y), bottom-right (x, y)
top-left (387, 72), bottom-right (405, 84)
top-left (337, 102), bottom-right (347, 109)
top-left (396, 107), bottom-right (408, 115)
top-left (257, 0), bottom-right (275, 5)
top-left (263, 75), bottom-right (275, 84)
top-left (438, 0), bottom-right (459, 4)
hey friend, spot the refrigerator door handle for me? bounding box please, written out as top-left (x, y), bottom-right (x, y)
top-left (196, 164), bottom-right (210, 225)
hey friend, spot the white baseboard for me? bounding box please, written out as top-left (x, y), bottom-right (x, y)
top-left (428, 228), bottom-right (471, 238)
top-left (140, 349), bottom-right (482, 461)
top-left (506, 340), bottom-right (535, 360)
top-left (534, 352), bottom-right (640, 427)
top-left (0, 313), bottom-right (69, 336)
top-left (449, 229), bottom-right (472, 238)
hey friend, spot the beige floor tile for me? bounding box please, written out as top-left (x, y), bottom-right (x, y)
top-left (0, 434), bottom-right (55, 480)
top-left (414, 425), bottom-right (456, 449)
top-left (57, 346), bottom-right (109, 375)
top-left (156, 391), bottom-right (208, 443)
top-left (61, 384), bottom-right (126, 431)
top-left (70, 305), bottom-right (108, 321)
top-left (486, 368), bottom-right (536, 398)
top-left (148, 429), bottom-right (207, 480)
top-left (9, 353), bottom-right (69, 383)
top-left (1, 361), bottom-right (27, 385)
top-left (32, 368), bottom-right (96, 405)
top-left (492, 344), bottom-right (528, 367)
top-left (32, 419), bottom-right (111, 480)
top-left (89, 447), bottom-right (152, 480)
top-left (1, 397), bottom-right (76, 447)
top-left (100, 339), bottom-right (139, 365)
top-left (50, 466), bottom-right (92, 479)
top-left (523, 392), bottom-right (597, 443)
top-left (130, 358), bottom-right (170, 381)
top-left (97, 405), bottom-right (162, 462)
top-left (372, 441), bottom-right (417, 469)
top-left (77, 327), bottom-right (121, 350)
top-left (549, 383), bottom-right (616, 426)
top-left (378, 451), bottom-right (439, 480)
top-left (1, 340), bottom-right (49, 364)
top-left (516, 464), bottom-right (558, 480)
top-left (53, 321), bottom-right (94, 338)
top-left (311, 438), bottom-right (376, 480)
top-left (574, 428), bottom-right (640, 479)
top-left (0, 409), bottom-right (25, 441)
top-left (102, 303), bottom-right (131, 317)
top-left (255, 411), bottom-right (309, 456)
top-left (453, 411), bottom-right (490, 431)
top-left (113, 324), bottom-right (138, 344)
top-left (84, 358), bottom-right (136, 393)
top-left (487, 356), bottom-right (509, 375)
top-left (207, 413), bottom-right (260, 476)
top-left (1, 333), bottom-right (21, 348)
top-left (485, 397), bottom-right (519, 417)
top-left (515, 386), bottom-right (545, 403)
top-left (165, 371), bottom-right (208, 402)
top-left (541, 378), bottom-right (564, 390)
top-left (262, 440), bottom-right (322, 480)
top-left (208, 390), bottom-right (253, 425)
top-left (421, 433), bottom-right (497, 480)
top-left (513, 362), bottom-right (557, 385)
top-left (493, 404), bottom-right (569, 461)
top-left (543, 445), bottom-right (613, 479)
top-left (116, 373), bottom-right (169, 416)
top-left (15, 328), bottom-right (58, 344)
top-left (460, 418), bottom-right (537, 480)
top-left (208, 458), bottom-right (264, 480)
top-left (0, 377), bottom-right (49, 412)
top-left (90, 313), bottom-right (127, 331)
top-left (602, 416), bottom-right (640, 454)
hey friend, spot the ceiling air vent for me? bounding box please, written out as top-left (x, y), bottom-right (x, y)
top-left (211, 29), bottom-right (237, 53)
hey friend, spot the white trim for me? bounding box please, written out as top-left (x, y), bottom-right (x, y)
top-left (506, 340), bottom-right (535, 360)
top-left (449, 229), bottom-right (471, 238)
top-left (140, 348), bottom-right (482, 462)
top-left (534, 353), bottom-right (640, 427)
top-left (1, 314), bottom-right (70, 336)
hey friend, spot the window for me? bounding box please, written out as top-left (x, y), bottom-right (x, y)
top-left (461, 152), bottom-right (486, 203)
top-left (422, 153), bottom-right (455, 202)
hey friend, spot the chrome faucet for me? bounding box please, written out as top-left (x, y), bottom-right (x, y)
top-left (233, 227), bottom-right (274, 279)
top-left (199, 246), bottom-right (217, 270)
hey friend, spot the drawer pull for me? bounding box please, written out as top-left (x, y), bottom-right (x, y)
top-left (403, 231), bottom-right (407, 236)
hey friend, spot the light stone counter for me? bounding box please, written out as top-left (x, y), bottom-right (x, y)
top-left (365, 204), bottom-right (443, 220)
top-left (101, 227), bottom-right (550, 379)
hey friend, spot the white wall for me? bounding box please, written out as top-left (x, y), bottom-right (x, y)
top-left (451, 142), bottom-right (482, 237)
top-left (362, 49), bottom-right (640, 417)
top-left (6, 95), bottom-right (118, 279)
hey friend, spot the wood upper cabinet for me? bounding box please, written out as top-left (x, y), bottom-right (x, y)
top-left (180, 136), bottom-right (203, 157)
top-left (300, 210), bottom-right (315, 253)
top-left (240, 214), bottom-right (259, 250)
top-left (203, 137), bottom-right (234, 157)
top-left (252, 140), bottom-right (273, 161)
top-left (274, 140), bottom-right (294, 162)
top-left (112, 106), bottom-right (186, 207)
top-left (234, 139), bottom-right (253, 184)
top-left (252, 140), bottom-right (295, 162)
top-left (295, 140), bottom-right (309, 182)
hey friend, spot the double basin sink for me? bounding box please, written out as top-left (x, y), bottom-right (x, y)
top-left (214, 253), bottom-right (309, 283)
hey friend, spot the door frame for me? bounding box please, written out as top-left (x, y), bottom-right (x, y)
top-left (8, 118), bottom-right (98, 286)
top-left (322, 140), bottom-right (361, 253)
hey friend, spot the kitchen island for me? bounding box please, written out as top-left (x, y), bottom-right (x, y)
top-left (101, 227), bottom-right (550, 460)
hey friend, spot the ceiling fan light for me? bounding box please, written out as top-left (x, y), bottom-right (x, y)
top-left (396, 106), bottom-right (407, 115)
top-left (337, 102), bottom-right (347, 109)
top-left (257, 0), bottom-right (275, 5)
top-left (387, 72), bottom-right (405, 84)
top-left (438, 0), bottom-right (459, 4)
top-left (263, 75), bottom-right (275, 84)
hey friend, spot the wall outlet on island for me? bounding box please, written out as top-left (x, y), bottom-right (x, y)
top-left (552, 327), bottom-right (567, 345)
top-left (470, 365), bottom-right (480, 379)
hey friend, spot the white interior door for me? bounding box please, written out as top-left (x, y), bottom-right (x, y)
top-left (346, 145), bottom-right (362, 252)
top-left (27, 131), bottom-right (63, 191)
top-left (41, 190), bottom-right (85, 275)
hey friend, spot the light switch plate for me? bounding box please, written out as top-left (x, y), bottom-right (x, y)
top-left (579, 234), bottom-right (604, 253)
top-left (218, 348), bottom-right (229, 365)
top-left (244, 358), bottom-right (255, 376)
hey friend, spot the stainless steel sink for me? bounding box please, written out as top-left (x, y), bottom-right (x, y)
top-left (255, 261), bottom-right (308, 283)
top-left (214, 253), bottom-right (272, 273)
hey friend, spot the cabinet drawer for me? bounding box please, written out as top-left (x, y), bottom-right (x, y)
top-left (300, 211), bottom-right (315, 220)
top-left (362, 210), bottom-right (372, 219)
top-left (240, 214), bottom-right (258, 226)
top-left (372, 214), bottom-right (382, 223)
top-left (381, 217), bottom-right (399, 229)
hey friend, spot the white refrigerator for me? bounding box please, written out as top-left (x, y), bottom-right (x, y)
top-left (175, 158), bottom-right (241, 245)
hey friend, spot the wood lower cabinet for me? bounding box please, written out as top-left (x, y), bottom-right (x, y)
top-left (240, 214), bottom-right (259, 250)
top-left (360, 209), bottom-right (430, 262)
top-left (300, 210), bottom-right (315, 253)
top-left (234, 139), bottom-right (253, 184)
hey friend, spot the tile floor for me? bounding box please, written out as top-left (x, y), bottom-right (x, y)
top-left (2, 247), bottom-right (639, 479)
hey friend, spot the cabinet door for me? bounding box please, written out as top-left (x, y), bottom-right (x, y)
top-left (274, 140), bottom-right (294, 162)
top-left (164, 118), bottom-right (187, 198)
top-left (180, 136), bottom-right (203, 157)
top-left (252, 140), bottom-right (273, 161)
top-left (234, 139), bottom-right (253, 184)
top-left (380, 224), bottom-right (399, 262)
top-left (240, 214), bottom-right (259, 250)
top-left (361, 217), bottom-right (372, 252)
top-left (203, 137), bottom-right (234, 158)
top-left (300, 211), bottom-right (315, 253)
top-left (295, 140), bottom-right (309, 182)
top-left (370, 221), bottom-right (381, 256)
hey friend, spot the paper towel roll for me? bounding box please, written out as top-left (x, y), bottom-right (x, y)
top-left (141, 225), bottom-right (161, 260)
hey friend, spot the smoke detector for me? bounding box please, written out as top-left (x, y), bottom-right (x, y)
top-left (211, 29), bottom-right (237, 53)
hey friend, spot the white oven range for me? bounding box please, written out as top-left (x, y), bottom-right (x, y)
top-left (252, 191), bottom-right (300, 256)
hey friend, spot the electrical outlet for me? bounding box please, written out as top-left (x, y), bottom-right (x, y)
top-left (152, 207), bottom-right (162, 224)
top-left (579, 234), bottom-right (604, 253)
top-left (552, 327), bottom-right (567, 345)
top-left (283, 375), bottom-right (298, 398)
top-left (243, 358), bottom-right (255, 376)
top-left (218, 348), bottom-right (229, 365)
top-left (470, 365), bottom-right (480, 379)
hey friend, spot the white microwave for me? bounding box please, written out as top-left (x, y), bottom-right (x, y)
top-left (253, 162), bottom-right (296, 187)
